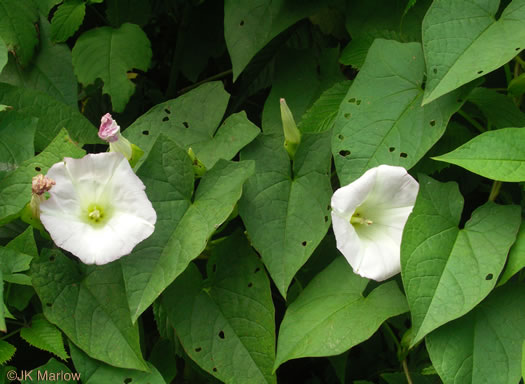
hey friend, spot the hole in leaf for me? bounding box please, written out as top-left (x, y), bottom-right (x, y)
top-left (356, 100), bottom-right (361, 105)
top-left (430, 120), bottom-right (436, 126)
top-left (421, 80), bottom-right (426, 90)
top-left (124, 379), bottom-right (132, 384)
top-left (213, 368), bottom-right (218, 372)
top-left (389, 147), bottom-right (395, 152)
top-left (327, 205), bottom-right (331, 211)
top-left (433, 68), bottom-right (437, 74)
top-left (301, 241), bottom-right (307, 246)
top-left (49, 255), bottom-right (55, 262)
top-left (212, 264), bottom-right (216, 273)
top-left (344, 113), bottom-right (351, 119)
top-left (254, 267), bottom-right (260, 273)
top-left (339, 150), bottom-right (351, 157)
top-left (46, 303), bottom-right (52, 307)
top-left (324, 216), bottom-right (328, 222)
top-left (477, 70), bottom-right (483, 74)
top-left (400, 152), bottom-right (408, 158)
top-left (239, 20), bottom-right (244, 26)
top-left (248, 282), bottom-right (253, 288)
top-left (35, 166), bottom-right (41, 172)
top-left (183, 122), bottom-right (189, 128)
top-left (338, 134), bottom-right (344, 141)
top-left (348, 97), bottom-right (356, 103)
top-left (457, 98), bottom-right (463, 103)
top-left (195, 347), bottom-right (202, 352)
top-left (486, 273), bottom-right (493, 281)
top-left (162, 116), bottom-right (169, 122)
top-left (142, 130), bottom-right (149, 135)
top-left (164, 108), bottom-right (171, 114)
top-left (218, 331), bottom-right (225, 339)
top-left (516, 47), bottom-right (521, 51)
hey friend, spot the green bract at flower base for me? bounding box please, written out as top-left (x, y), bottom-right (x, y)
top-left (331, 165), bottom-right (419, 281)
top-left (39, 152), bottom-right (157, 265)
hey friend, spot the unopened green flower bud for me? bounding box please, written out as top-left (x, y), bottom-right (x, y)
top-left (280, 98), bottom-right (301, 159)
top-left (188, 147), bottom-right (207, 178)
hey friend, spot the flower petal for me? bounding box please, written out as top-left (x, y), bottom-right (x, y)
top-left (331, 212), bottom-right (361, 264)
top-left (331, 169), bottom-right (376, 217)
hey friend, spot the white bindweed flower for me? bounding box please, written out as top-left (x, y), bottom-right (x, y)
top-left (331, 165), bottom-right (419, 281)
top-left (39, 152), bottom-right (157, 265)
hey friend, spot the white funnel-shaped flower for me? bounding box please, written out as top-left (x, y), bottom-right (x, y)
top-left (331, 165), bottom-right (419, 281)
top-left (40, 152), bottom-right (157, 265)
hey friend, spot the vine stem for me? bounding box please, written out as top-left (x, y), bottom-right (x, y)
top-left (457, 110), bottom-right (485, 133)
top-left (381, 323), bottom-right (413, 384)
top-left (177, 70), bottom-right (233, 96)
top-left (402, 359), bottom-right (414, 384)
top-left (488, 181), bottom-right (502, 202)
top-left (0, 328), bottom-right (21, 341)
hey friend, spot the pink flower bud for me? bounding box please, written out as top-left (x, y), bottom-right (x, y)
top-left (98, 113), bottom-right (120, 142)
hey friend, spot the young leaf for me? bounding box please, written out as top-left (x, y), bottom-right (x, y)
top-left (72, 23), bottom-right (152, 112)
top-left (31, 248), bottom-right (149, 371)
top-left (70, 343), bottom-right (165, 384)
top-left (0, 83), bottom-right (99, 151)
top-left (0, 15), bottom-right (78, 107)
top-left (422, 0), bottom-right (525, 104)
top-left (20, 314), bottom-right (68, 360)
top-left (498, 223), bottom-right (525, 286)
top-left (50, 0), bottom-right (86, 43)
top-left (0, 37), bottom-right (7, 73)
top-left (467, 87), bottom-right (525, 129)
top-left (274, 257), bottom-right (408, 369)
top-left (239, 132), bottom-right (332, 298)
top-left (426, 284), bottom-right (525, 384)
top-left (401, 175), bottom-right (521, 346)
top-left (0, 340), bottom-right (15, 365)
top-left (120, 135), bottom-right (255, 321)
top-left (433, 128), bottom-right (525, 182)
top-left (0, 128), bottom-right (85, 224)
top-left (0, 111), bottom-right (37, 179)
top-left (161, 232), bottom-right (276, 384)
top-left (332, 39), bottom-right (469, 185)
top-left (224, 0), bottom-right (329, 80)
top-left (0, 0), bottom-right (38, 67)
top-left (0, 247), bottom-right (32, 285)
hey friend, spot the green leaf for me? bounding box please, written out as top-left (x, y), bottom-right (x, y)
top-left (72, 23), bottom-right (152, 112)
top-left (20, 358), bottom-right (78, 383)
top-left (298, 80), bottom-right (352, 133)
top-left (224, 0), bottom-right (330, 80)
top-left (0, 111), bottom-right (37, 179)
top-left (148, 339), bottom-right (177, 384)
top-left (433, 127), bottom-right (525, 182)
top-left (239, 132), bottom-right (332, 297)
top-left (498, 224), bottom-right (525, 285)
top-left (7, 285), bottom-right (35, 312)
top-left (31, 249), bottom-right (148, 371)
top-left (121, 135), bottom-right (255, 321)
top-left (0, 128), bottom-right (85, 224)
top-left (125, 82), bottom-right (258, 169)
top-left (426, 284), bottom-right (525, 384)
top-left (0, 83), bottom-right (98, 151)
top-left (161, 232), bottom-right (276, 384)
top-left (508, 73), bottom-right (525, 97)
top-left (0, 37), bottom-right (7, 73)
top-left (70, 343), bottom-right (166, 384)
top-left (6, 226), bottom-right (37, 257)
top-left (191, 111), bottom-right (260, 169)
top-left (422, 0), bottom-right (525, 104)
top-left (0, 15), bottom-right (78, 107)
top-left (341, 0), bottom-right (430, 68)
top-left (0, 0), bottom-right (38, 67)
top-left (0, 270), bottom-right (4, 332)
top-left (106, 0), bottom-right (152, 27)
top-left (467, 87), bottom-right (525, 129)
top-left (332, 39), bottom-right (469, 185)
top-left (274, 256), bottom-right (408, 369)
top-left (401, 175), bottom-right (521, 346)
top-left (50, 0), bottom-right (86, 43)
top-left (381, 372), bottom-right (440, 384)
top-left (0, 340), bottom-right (15, 365)
top-left (20, 314), bottom-right (68, 360)
top-left (36, 0), bottom-right (63, 17)
top-left (0, 227), bottom-right (36, 285)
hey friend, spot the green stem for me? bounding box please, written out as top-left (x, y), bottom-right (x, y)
top-left (177, 70), bottom-right (233, 96)
top-left (402, 359), bottom-right (414, 384)
top-left (504, 63), bottom-right (513, 85)
top-left (515, 55), bottom-right (525, 69)
top-left (382, 323), bottom-right (401, 350)
top-left (457, 110), bottom-right (485, 133)
top-left (0, 327), bottom-right (21, 341)
top-left (488, 181), bottom-right (502, 202)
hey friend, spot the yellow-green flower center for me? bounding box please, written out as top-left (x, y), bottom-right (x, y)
top-left (350, 212), bottom-right (373, 226)
top-left (86, 204), bottom-right (110, 226)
